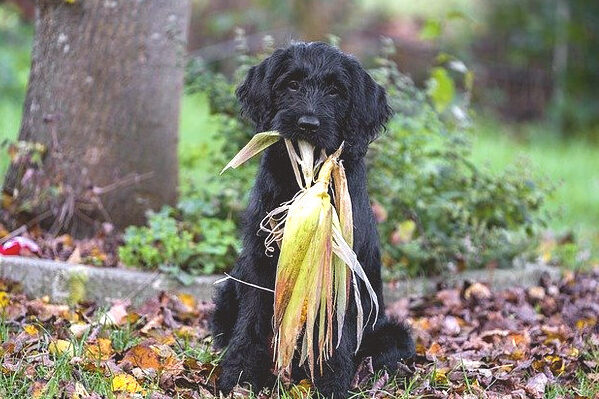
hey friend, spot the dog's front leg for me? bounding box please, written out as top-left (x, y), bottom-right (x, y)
top-left (217, 282), bottom-right (274, 394)
top-left (311, 330), bottom-right (356, 399)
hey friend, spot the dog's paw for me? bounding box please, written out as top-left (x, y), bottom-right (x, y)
top-left (315, 384), bottom-right (350, 399)
top-left (217, 366), bottom-right (253, 395)
top-left (360, 319), bottom-right (415, 372)
top-left (217, 353), bottom-right (274, 395)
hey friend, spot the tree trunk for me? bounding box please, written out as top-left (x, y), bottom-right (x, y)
top-left (4, 0), bottom-right (190, 236)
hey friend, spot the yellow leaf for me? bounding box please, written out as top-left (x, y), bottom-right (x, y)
top-left (289, 379), bottom-right (312, 399)
top-left (433, 368), bottom-right (450, 385)
top-left (24, 324), bottom-right (39, 336)
top-left (544, 355), bottom-right (565, 375)
top-left (175, 326), bottom-right (197, 339)
top-left (576, 317), bottom-right (596, 330)
top-left (111, 373), bottom-right (144, 393)
top-left (0, 292), bottom-right (9, 308)
top-left (57, 234), bottom-right (74, 247)
top-left (568, 347), bottom-right (580, 357)
top-left (510, 348), bottom-right (526, 360)
top-left (1, 193), bottom-right (13, 209)
top-left (176, 293), bottom-right (196, 311)
top-left (49, 340), bottom-right (74, 357)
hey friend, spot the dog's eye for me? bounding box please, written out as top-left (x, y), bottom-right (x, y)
top-left (287, 80), bottom-right (300, 91)
top-left (328, 85), bottom-right (340, 96)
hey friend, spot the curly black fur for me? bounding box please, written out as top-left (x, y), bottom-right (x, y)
top-left (211, 42), bottom-right (415, 398)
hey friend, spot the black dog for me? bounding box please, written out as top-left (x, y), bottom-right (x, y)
top-left (211, 42), bottom-right (414, 398)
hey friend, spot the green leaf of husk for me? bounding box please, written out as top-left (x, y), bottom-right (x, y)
top-left (331, 208), bottom-right (379, 352)
top-left (220, 131), bottom-right (281, 174)
top-left (332, 162), bottom-right (352, 347)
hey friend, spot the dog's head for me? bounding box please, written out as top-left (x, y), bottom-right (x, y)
top-left (236, 42), bottom-right (392, 159)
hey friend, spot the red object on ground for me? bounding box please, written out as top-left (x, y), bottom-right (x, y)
top-left (0, 237), bottom-right (40, 256)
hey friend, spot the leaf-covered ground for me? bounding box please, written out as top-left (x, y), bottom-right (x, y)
top-left (0, 269), bottom-right (598, 398)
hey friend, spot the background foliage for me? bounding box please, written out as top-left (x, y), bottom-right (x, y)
top-left (1, 1), bottom-right (597, 278)
top-left (481, 0), bottom-right (599, 133)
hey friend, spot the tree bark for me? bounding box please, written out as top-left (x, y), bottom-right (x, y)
top-left (4, 0), bottom-right (190, 236)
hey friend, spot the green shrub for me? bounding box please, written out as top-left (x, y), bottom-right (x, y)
top-left (367, 40), bottom-right (548, 277)
top-left (118, 207), bottom-right (239, 284)
top-left (179, 35), bottom-right (548, 278)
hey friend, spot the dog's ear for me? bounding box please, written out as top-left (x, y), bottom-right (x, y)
top-left (344, 66), bottom-right (392, 159)
top-left (236, 49), bottom-right (285, 131)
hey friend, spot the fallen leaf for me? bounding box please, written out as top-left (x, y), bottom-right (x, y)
top-left (30, 380), bottom-right (47, 398)
top-left (176, 293), bottom-right (196, 312)
top-left (525, 373), bottom-right (548, 397)
top-left (67, 247), bottom-right (82, 264)
top-left (426, 341), bottom-right (444, 360)
top-left (121, 343), bottom-right (161, 370)
top-left (23, 324), bottom-right (39, 336)
top-left (85, 338), bottom-right (113, 361)
top-left (527, 286), bottom-right (546, 301)
top-left (49, 339), bottom-right (74, 357)
top-left (69, 322), bottom-right (91, 338)
top-left (0, 292), bottom-right (9, 308)
top-left (464, 282), bottom-right (491, 301)
top-left (100, 300), bottom-right (129, 326)
top-left (289, 379), bottom-right (312, 399)
top-left (111, 373), bottom-right (144, 393)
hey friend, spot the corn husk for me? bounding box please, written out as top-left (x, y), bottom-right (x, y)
top-left (222, 132), bottom-right (379, 378)
top-left (220, 131), bottom-right (280, 174)
top-left (332, 162), bottom-right (352, 348)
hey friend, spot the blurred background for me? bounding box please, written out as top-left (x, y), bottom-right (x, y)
top-left (0, 0), bottom-right (597, 280)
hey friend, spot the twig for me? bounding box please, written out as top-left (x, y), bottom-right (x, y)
top-left (92, 171), bottom-right (154, 196)
top-left (0, 225), bottom-right (27, 245)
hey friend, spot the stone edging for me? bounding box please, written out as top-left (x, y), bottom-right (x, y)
top-left (0, 256), bottom-right (560, 306)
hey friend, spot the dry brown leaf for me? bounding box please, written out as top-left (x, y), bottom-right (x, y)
top-left (85, 338), bottom-right (113, 361)
top-left (100, 301), bottom-right (129, 326)
top-left (29, 380), bottom-right (48, 398)
top-left (67, 246), bottom-right (82, 264)
top-left (525, 373), bottom-right (548, 397)
top-left (121, 344), bottom-right (161, 370)
top-left (464, 282), bottom-right (491, 301)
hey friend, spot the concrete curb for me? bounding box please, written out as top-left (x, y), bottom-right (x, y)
top-left (0, 256), bottom-right (561, 306)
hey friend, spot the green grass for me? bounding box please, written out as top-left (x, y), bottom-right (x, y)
top-left (179, 92), bottom-right (222, 158)
top-left (0, 100), bottom-right (23, 178)
top-left (470, 117), bottom-right (599, 235)
top-left (359, 0), bottom-right (482, 19)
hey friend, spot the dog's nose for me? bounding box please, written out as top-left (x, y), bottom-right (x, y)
top-left (297, 115), bottom-right (320, 132)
